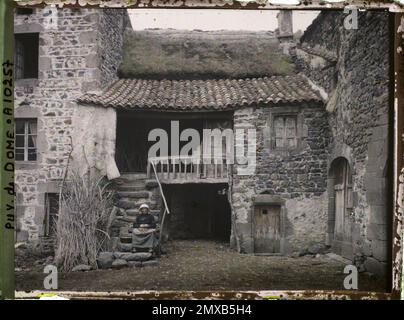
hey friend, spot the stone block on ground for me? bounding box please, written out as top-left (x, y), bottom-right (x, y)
top-left (307, 243), bottom-right (327, 255)
top-left (112, 259), bottom-right (128, 269)
top-left (72, 264), bottom-right (92, 272)
top-left (114, 252), bottom-right (152, 261)
top-left (128, 261), bottom-right (143, 268)
top-left (290, 252), bottom-right (300, 258)
top-left (97, 252), bottom-right (114, 269)
top-left (326, 253), bottom-right (352, 265)
top-left (364, 257), bottom-right (387, 276)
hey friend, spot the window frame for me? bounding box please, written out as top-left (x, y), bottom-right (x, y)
top-left (267, 108), bottom-right (305, 152)
top-left (15, 118), bottom-right (37, 162)
top-left (14, 32), bottom-right (39, 80)
top-left (272, 114), bottom-right (298, 150)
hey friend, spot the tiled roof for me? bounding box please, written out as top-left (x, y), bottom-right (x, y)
top-left (78, 75), bottom-right (323, 111)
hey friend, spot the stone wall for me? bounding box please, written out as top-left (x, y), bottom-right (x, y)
top-left (293, 11), bottom-right (391, 274)
top-left (98, 9), bottom-right (129, 88)
top-left (292, 12), bottom-right (341, 94)
top-left (231, 102), bottom-right (330, 254)
top-left (14, 8), bottom-right (128, 251)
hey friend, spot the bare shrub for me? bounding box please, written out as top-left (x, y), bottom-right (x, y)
top-left (54, 171), bottom-right (114, 272)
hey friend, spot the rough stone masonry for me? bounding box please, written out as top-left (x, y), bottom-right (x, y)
top-left (292, 11), bottom-right (390, 275)
top-left (14, 8), bottom-right (129, 249)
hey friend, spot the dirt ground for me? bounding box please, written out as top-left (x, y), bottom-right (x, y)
top-left (15, 240), bottom-right (387, 292)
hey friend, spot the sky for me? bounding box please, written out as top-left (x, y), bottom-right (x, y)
top-left (128, 9), bottom-right (320, 32)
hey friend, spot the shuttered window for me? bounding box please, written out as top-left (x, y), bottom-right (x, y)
top-left (273, 115), bottom-right (297, 149)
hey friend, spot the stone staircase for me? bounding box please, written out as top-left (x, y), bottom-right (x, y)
top-left (108, 173), bottom-right (161, 253)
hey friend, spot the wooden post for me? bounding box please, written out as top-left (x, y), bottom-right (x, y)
top-left (184, 158), bottom-right (187, 180)
top-left (172, 157), bottom-right (175, 179)
top-left (146, 159), bottom-right (151, 178)
top-left (165, 158), bottom-right (169, 179)
top-left (196, 160), bottom-right (200, 179)
top-left (0, 0), bottom-right (15, 300)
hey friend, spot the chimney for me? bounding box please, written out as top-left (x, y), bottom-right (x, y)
top-left (277, 10), bottom-right (293, 40)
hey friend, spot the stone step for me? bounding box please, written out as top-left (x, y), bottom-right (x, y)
top-left (115, 174), bottom-right (148, 184)
top-left (117, 191), bottom-right (151, 199)
top-left (126, 209), bottom-right (160, 217)
top-left (111, 218), bottom-right (130, 229)
top-left (114, 180), bottom-right (147, 188)
top-left (116, 216), bottom-right (136, 223)
top-left (114, 252), bottom-right (153, 261)
top-left (145, 179), bottom-right (158, 189)
top-left (115, 180), bottom-right (158, 191)
top-left (121, 173), bottom-right (148, 180)
top-left (116, 185), bottom-right (146, 192)
top-left (118, 199), bottom-right (157, 210)
top-left (113, 176), bottom-right (148, 187)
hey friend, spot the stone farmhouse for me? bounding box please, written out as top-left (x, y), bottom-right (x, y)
top-left (14, 8), bottom-right (390, 275)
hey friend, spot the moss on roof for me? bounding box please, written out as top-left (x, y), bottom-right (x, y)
top-left (118, 29), bottom-right (295, 79)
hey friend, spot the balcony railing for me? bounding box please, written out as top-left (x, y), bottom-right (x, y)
top-left (147, 155), bottom-right (231, 184)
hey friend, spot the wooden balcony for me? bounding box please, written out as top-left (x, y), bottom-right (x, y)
top-left (147, 155), bottom-right (231, 184)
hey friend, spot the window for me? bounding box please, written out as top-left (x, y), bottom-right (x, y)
top-left (14, 33), bottom-right (39, 79)
top-left (15, 118), bottom-right (37, 161)
top-left (273, 115), bottom-right (297, 149)
top-left (45, 193), bottom-right (59, 237)
top-left (16, 8), bottom-right (34, 15)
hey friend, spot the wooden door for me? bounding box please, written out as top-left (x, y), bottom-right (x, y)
top-left (334, 184), bottom-right (345, 241)
top-left (254, 205), bottom-right (281, 253)
top-left (334, 164), bottom-right (352, 242)
top-left (333, 159), bottom-right (353, 258)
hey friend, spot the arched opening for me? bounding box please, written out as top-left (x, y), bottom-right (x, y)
top-left (327, 157), bottom-right (353, 259)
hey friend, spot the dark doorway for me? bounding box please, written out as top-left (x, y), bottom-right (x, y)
top-left (164, 184), bottom-right (231, 241)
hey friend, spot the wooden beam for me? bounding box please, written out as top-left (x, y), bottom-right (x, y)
top-left (160, 178), bottom-right (228, 185)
